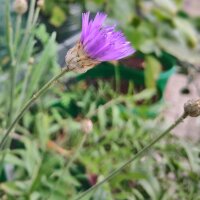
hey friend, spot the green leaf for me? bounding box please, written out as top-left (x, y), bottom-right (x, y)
top-left (173, 17), bottom-right (198, 47)
top-left (153, 0), bottom-right (177, 15)
top-left (35, 112), bottom-right (50, 150)
top-left (98, 106), bottom-right (106, 131)
top-left (133, 89), bottom-right (156, 101)
top-left (4, 154), bottom-right (24, 167)
top-left (34, 24), bottom-right (49, 44)
top-left (111, 105), bottom-right (121, 127)
top-left (144, 56), bottom-right (161, 89)
top-left (108, 0), bottom-right (134, 25)
top-left (0, 181), bottom-right (29, 196)
top-left (50, 6), bottom-right (67, 27)
top-left (27, 32), bottom-right (57, 99)
top-left (158, 37), bottom-right (200, 64)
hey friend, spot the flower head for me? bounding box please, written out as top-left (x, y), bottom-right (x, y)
top-left (13, 0), bottom-right (28, 15)
top-left (81, 119), bottom-right (93, 134)
top-left (65, 12), bottom-right (135, 73)
top-left (184, 99), bottom-right (200, 117)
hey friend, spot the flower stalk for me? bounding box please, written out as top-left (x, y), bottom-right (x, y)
top-left (74, 112), bottom-right (188, 200)
top-left (0, 67), bottom-right (70, 150)
top-left (14, 14), bottom-right (22, 52)
top-left (6, 0), bottom-right (15, 127)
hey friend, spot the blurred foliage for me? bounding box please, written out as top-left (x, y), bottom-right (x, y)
top-left (0, 0), bottom-right (200, 200)
top-left (84, 0), bottom-right (200, 65)
top-left (1, 80), bottom-right (200, 199)
top-left (42, 0), bottom-right (70, 27)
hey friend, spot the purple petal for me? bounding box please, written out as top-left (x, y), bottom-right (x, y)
top-left (80, 12), bottom-right (135, 61)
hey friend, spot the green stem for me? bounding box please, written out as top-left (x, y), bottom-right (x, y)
top-left (27, 154), bottom-right (45, 196)
top-left (14, 14), bottom-right (22, 52)
top-left (8, 65), bottom-right (15, 126)
top-left (17, 64), bottom-right (33, 111)
top-left (65, 134), bottom-right (88, 171)
top-left (0, 0), bottom-right (15, 178)
top-left (74, 112), bottom-right (188, 200)
top-left (114, 66), bottom-right (120, 93)
top-left (32, 7), bottom-right (40, 26)
top-left (5, 0), bottom-right (15, 127)
top-left (17, 0), bottom-right (36, 61)
top-left (0, 67), bottom-right (70, 150)
top-left (17, 7), bottom-right (41, 112)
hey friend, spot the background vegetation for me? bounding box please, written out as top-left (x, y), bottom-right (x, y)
top-left (0, 0), bottom-right (200, 199)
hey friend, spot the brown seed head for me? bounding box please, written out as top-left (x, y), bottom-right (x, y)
top-left (184, 99), bottom-right (200, 117)
top-left (13, 0), bottom-right (28, 15)
top-left (65, 42), bottom-right (100, 73)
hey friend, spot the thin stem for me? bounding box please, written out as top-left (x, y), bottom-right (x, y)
top-left (16, 7), bottom-right (41, 112)
top-left (0, 67), bottom-right (70, 150)
top-left (14, 14), bottom-right (22, 52)
top-left (17, 64), bottom-right (33, 111)
top-left (8, 66), bottom-right (15, 126)
top-left (13, 0), bottom-right (37, 81)
top-left (5, 0), bottom-right (15, 126)
top-left (48, 133), bottom-right (88, 199)
top-left (74, 112), bottom-right (188, 200)
top-left (86, 96), bottom-right (123, 118)
top-left (32, 7), bottom-right (40, 26)
top-left (114, 66), bottom-right (120, 93)
top-left (65, 133), bottom-right (88, 172)
top-left (17, 0), bottom-right (36, 61)
top-left (27, 154), bottom-right (45, 196)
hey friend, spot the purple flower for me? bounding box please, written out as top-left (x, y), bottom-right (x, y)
top-left (81, 12), bottom-right (135, 61)
top-left (65, 12), bottom-right (135, 73)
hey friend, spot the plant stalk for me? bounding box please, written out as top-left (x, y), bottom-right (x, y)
top-left (14, 14), bottom-right (22, 52)
top-left (0, 67), bottom-right (70, 150)
top-left (5, 0), bottom-right (15, 127)
top-left (17, 0), bottom-right (36, 61)
top-left (74, 112), bottom-right (188, 200)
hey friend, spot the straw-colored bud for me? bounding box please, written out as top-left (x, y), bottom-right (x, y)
top-left (184, 99), bottom-right (200, 117)
top-left (65, 42), bottom-right (100, 73)
top-left (37, 0), bottom-right (44, 8)
top-left (13, 0), bottom-right (28, 15)
top-left (28, 57), bottom-right (35, 65)
top-left (81, 119), bottom-right (93, 134)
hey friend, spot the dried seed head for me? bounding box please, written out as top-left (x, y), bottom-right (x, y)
top-left (184, 99), bottom-right (200, 117)
top-left (81, 119), bottom-right (93, 134)
top-left (65, 42), bottom-right (100, 73)
top-left (13, 0), bottom-right (28, 15)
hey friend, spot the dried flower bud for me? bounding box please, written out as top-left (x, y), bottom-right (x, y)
top-left (81, 119), bottom-right (93, 134)
top-left (184, 99), bottom-right (200, 117)
top-left (28, 57), bottom-right (34, 65)
top-left (65, 42), bottom-right (100, 73)
top-left (37, 0), bottom-right (44, 8)
top-left (13, 0), bottom-right (28, 15)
